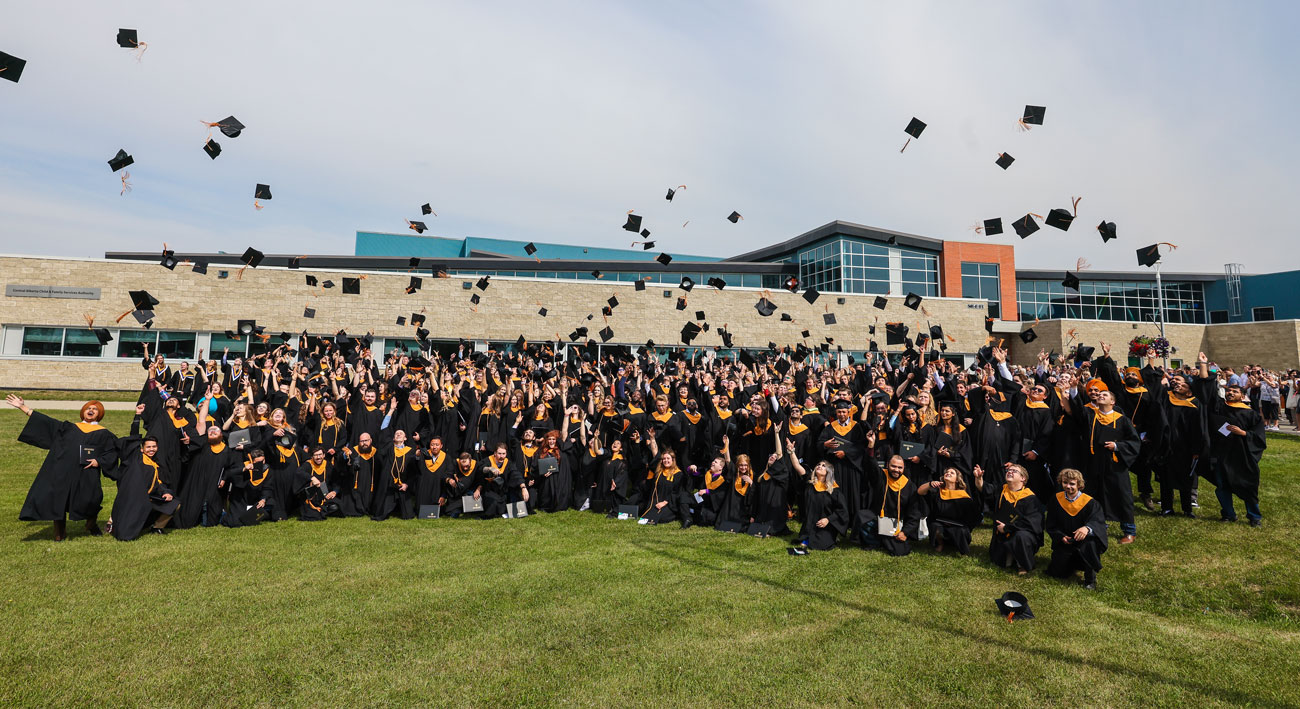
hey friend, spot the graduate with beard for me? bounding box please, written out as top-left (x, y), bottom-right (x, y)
top-left (916, 466), bottom-right (984, 556)
top-left (511, 428), bottom-right (541, 511)
top-left (222, 449), bottom-right (272, 527)
top-left (1067, 384), bottom-right (1141, 544)
top-left (477, 440), bottom-right (524, 518)
top-left (1045, 468), bottom-right (1107, 589)
top-left (816, 400), bottom-right (871, 533)
top-left (414, 436), bottom-right (451, 508)
top-left (174, 420), bottom-right (242, 528)
top-left (138, 386), bottom-right (197, 488)
top-left (868, 455), bottom-right (923, 556)
top-left (296, 447), bottom-right (338, 521)
top-left (987, 464), bottom-right (1044, 574)
top-left (105, 428), bottom-right (178, 541)
top-left (8, 395), bottom-right (118, 540)
top-left (339, 432), bottom-right (379, 517)
top-left (1196, 352), bottom-right (1267, 526)
top-left (371, 429), bottom-right (416, 520)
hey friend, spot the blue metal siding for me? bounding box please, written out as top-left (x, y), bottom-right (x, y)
top-left (355, 232), bottom-right (719, 263)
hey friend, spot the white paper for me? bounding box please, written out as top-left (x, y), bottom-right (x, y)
top-left (693, 492), bottom-right (705, 504)
top-left (1218, 422), bottom-right (1232, 437)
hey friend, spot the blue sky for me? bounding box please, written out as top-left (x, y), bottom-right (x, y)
top-left (1, 1), bottom-right (1297, 273)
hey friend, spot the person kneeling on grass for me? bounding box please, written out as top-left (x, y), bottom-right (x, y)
top-left (870, 455), bottom-right (923, 557)
top-left (105, 431), bottom-right (178, 541)
top-left (790, 456), bottom-right (847, 550)
top-left (7, 394), bottom-right (118, 541)
top-left (1046, 468), bottom-right (1107, 589)
top-left (987, 463), bottom-right (1044, 575)
top-left (916, 466), bottom-right (984, 555)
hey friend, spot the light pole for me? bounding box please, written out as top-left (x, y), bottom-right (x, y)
top-left (1155, 261), bottom-right (1168, 367)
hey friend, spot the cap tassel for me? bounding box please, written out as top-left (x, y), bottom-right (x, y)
top-left (119, 172), bottom-right (132, 196)
top-left (900, 137), bottom-right (912, 153)
top-left (82, 313), bottom-right (95, 327)
top-left (682, 220), bottom-right (690, 228)
top-left (1071, 196), bottom-right (1082, 217)
top-left (130, 39), bottom-right (148, 61)
top-left (1016, 117), bottom-right (1031, 132)
top-left (971, 223), bottom-right (984, 235)
top-left (253, 200), bottom-right (263, 210)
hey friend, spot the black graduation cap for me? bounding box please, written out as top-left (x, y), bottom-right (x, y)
top-left (929, 324), bottom-right (944, 341)
top-left (203, 138), bottom-right (221, 160)
top-left (107, 149), bottom-right (134, 172)
top-left (240, 247), bottom-right (263, 268)
top-left (983, 218), bottom-right (1003, 236)
top-left (727, 211), bottom-right (742, 223)
top-left (1020, 328), bottom-right (1038, 344)
top-left (254, 184), bottom-right (272, 200)
top-left (818, 342), bottom-right (829, 353)
top-left (869, 340), bottom-right (879, 352)
top-left (407, 257), bottom-right (420, 269)
top-left (719, 329), bottom-right (734, 348)
top-left (707, 277), bottom-right (726, 290)
top-left (278, 331), bottom-right (291, 343)
top-left (1045, 208), bottom-right (1074, 231)
top-left (886, 322), bottom-right (907, 346)
top-left (591, 270), bottom-right (603, 279)
top-left (159, 250), bottom-right (177, 270)
top-left (995, 591), bottom-right (1034, 620)
top-left (641, 241), bottom-right (656, 250)
top-left (1062, 272), bottom-right (1080, 290)
top-left (904, 292), bottom-right (922, 310)
top-left (823, 313), bottom-right (836, 325)
top-left (116, 28), bottom-right (139, 48)
top-left (623, 214), bottom-right (642, 232)
top-left (679, 277), bottom-right (694, 292)
top-left (738, 349), bottom-right (755, 366)
top-left (634, 280), bottom-right (646, 292)
top-left (524, 242), bottom-right (537, 256)
top-left (422, 203), bottom-right (433, 215)
top-left (303, 307), bottom-right (316, 319)
top-left (92, 328), bottom-right (113, 345)
top-left (342, 277), bottom-right (361, 294)
top-left (995, 153), bottom-right (1015, 170)
top-left (396, 316), bottom-right (407, 326)
top-left (128, 290), bottom-right (159, 311)
top-left (287, 257), bottom-right (303, 270)
top-left (868, 324), bottom-right (876, 334)
top-left (904, 117), bottom-right (926, 139)
top-left (607, 295), bottom-right (619, 309)
top-left (406, 276), bottom-right (422, 293)
top-left (538, 307), bottom-right (547, 317)
top-left (305, 275), bottom-right (318, 287)
top-left (217, 116), bottom-right (245, 139)
top-left (755, 298), bottom-right (776, 317)
top-left (408, 220), bottom-right (428, 234)
top-left (416, 327), bottom-right (430, 340)
top-left (469, 293), bottom-right (481, 306)
top-left (639, 229), bottom-right (650, 239)
top-left (1022, 105), bottom-right (1046, 126)
top-left (1012, 214), bottom-right (1040, 239)
top-left (1097, 220), bottom-right (1118, 243)
top-left (690, 310), bottom-right (705, 322)
top-left (192, 261), bottom-right (208, 275)
top-left (873, 296), bottom-right (888, 310)
top-left (780, 313), bottom-right (793, 322)
top-left (802, 288), bottom-right (820, 305)
top-left (675, 297), bottom-right (687, 311)
top-left (599, 326), bottom-right (614, 343)
top-left (800, 329), bottom-right (810, 338)
top-left (0, 51), bottom-right (27, 83)
top-left (134, 310), bottom-right (154, 326)
top-left (1074, 344), bottom-right (1095, 361)
top-left (680, 321), bottom-right (701, 344)
top-left (656, 253), bottom-right (672, 266)
top-left (411, 313), bottom-right (426, 327)
top-left (666, 187), bottom-right (676, 201)
top-left (475, 276), bottom-right (490, 290)
top-left (1136, 244), bottom-right (1161, 268)
top-left (916, 332), bottom-right (930, 348)
top-left (783, 276), bottom-right (799, 292)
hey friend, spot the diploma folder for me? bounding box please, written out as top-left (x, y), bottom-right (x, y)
top-left (539, 457), bottom-right (559, 477)
top-left (227, 429), bottom-right (253, 450)
top-left (505, 501), bottom-right (528, 518)
top-left (901, 441), bottom-right (926, 458)
top-left (417, 504), bottom-right (441, 519)
top-left (461, 496), bottom-right (484, 513)
top-left (616, 504), bottom-right (638, 520)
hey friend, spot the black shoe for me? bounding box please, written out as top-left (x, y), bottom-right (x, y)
top-left (1184, 512), bottom-right (1197, 519)
top-left (1083, 582), bottom-right (1097, 590)
top-left (1219, 516), bottom-right (1236, 523)
top-left (149, 527), bottom-right (169, 535)
top-left (84, 521), bottom-right (103, 536)
top-left (1249, 519), bottom-right (1262, 528)
top-left (1160, 509), bottom-right (1175, 517)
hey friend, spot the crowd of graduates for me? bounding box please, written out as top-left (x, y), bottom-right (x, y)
top-left (11, 332), bottom-right (1268, 590)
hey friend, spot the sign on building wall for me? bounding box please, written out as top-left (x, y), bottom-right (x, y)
top-left (5, 285), bottom-right (102, 300)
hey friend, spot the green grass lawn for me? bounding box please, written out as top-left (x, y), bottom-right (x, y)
top-left (0, 409), bottom-right (1297, 708)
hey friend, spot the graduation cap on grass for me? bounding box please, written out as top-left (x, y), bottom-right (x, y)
top-left (995, 591), bottom-right (1034, 620)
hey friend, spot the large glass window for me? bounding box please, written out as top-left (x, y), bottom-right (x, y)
top-left (961, 262), bottom-right (1001, 318)
top-left (158, 332), bottom-right (197, 359)
top-left (117, 330), bottom-right (156, 359)
top-left (798, 238), bottom-right (939, 296)
top-left (62, 328), bottom-right (104, 357)
top-left (21, 327), bottom-right (63, 356)
top-left (209, 332), bottom-right (250, 357)
top-left (1018, 279), bottom-right (1205, 323)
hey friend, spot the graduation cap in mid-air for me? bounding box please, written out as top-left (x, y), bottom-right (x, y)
top-left (634, 280), bottom-right (646, 291)
top-left (475, 276), bottom-right (490, 290)
top-left (524, 242), bottom-right (537, 256)
top-left (623, 213), bottom-right (642, 232)
top-left (0, 51), bottom-right (28, 83)
top-left (707, 277), bottom-right (726, 290)
top-left (537, 307), bottom-right (547, 317)
top-left (1062, 272), bottom-right (1080, 291)
top-left (900, 117), bottom-right (926, 152)
top-left (107, 149), bottom-right (134, 172)
top-left (983, 218), bottom-right (1003, 236)
top-left (780, 313), bottom-right (793, 322)
top-left (321, 280), bottom-right (334, 289)
top-left (802, 288), bottom-right (820, 305)
top-left (128, 290), bottom-right (159, 312)
top-left (116, 28), bottom-right (140, 49)
top-left (396, 316), bottom-right (407, 326)
top-left (216, 116), bottom-right (245, 139)
top-left (1013, 214), bottom-right (1040, 239)
top-left (886, 322), bottom-right (908, 346)
top-left (191, 261), bottom-right (208, 275)
top-left (904, 293), bottom-right (922, 310)
top-left (408, 220), bottom-right (428, 234)
top-left (599, 326), bottom-right (614, 343)
top-left (469, 293), bottom-right (481, 306)
top-left (254, 184), bottom-right (272, 200)
top-left (303, 307), bottom-right (316, 319)
top-left (679, 277), bottom-right (694, 292)
top-left (1136, 244), bottom-right (1162, 268)
top-left (675, 297), bottom-right (687, 311)
top-left (1020, 328), bottom-right (1038, 344)
top-left (995, 153), bottom-right (1015, 170)
top-left (342, 277), bottom-right (361, 294)
top-left (754, 297), bottom-right (777, 317)
top-left (159, 250), bottom-right (177, 270)
top-left (727, 211), bottom-right (743, 223)
top-left (1045, 208), bottom-right (1074, 231)
top-left (422, 203), bottom-right (434, 215)
top-left (203, 139), bottom-right (221, 159)
top-left (241, 247), bottom-right (264, 268)
top-left (406, 276), bottom-right (422, 294)
top-left (823, 313), bottom-right (836, 326)
top-left (1097, 220), bottom-right (1118, 243)
top-left (1021, 105), bottom-right (1046, 128)
top-left (656, 253), bottom-right (672, 266)
top-left (873, 296), bottom-right (888, 310)
top-left (92, 328), bottom-right (113, 345)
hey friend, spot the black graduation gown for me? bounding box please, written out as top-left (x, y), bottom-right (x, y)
top-left (697, 468), bottom-right (729, 526)
top-left (641, 467), bottom-right (685, 524)
top-left (536, 449), bottom-right (573, 513)
top-left (782, 421), bottom-right (815, 514)
top-left (736, 418), bottom-right (777, 476)
top-left (1077, 407), bottom-right (1142, 526)
top-left (1158, 391), bottom-right (1208, 513)
top-left (371, 446), bottom-right (417, 520)
top-left (265, 444), bottom-right (302, 521)
top-left (988, 486), bottom-right (1045, 571)
top-left (972, 410), bottom-right (1022, 506)
top-left (414, 450), bottom-right (452, 507)
top-left (800, 481), bottom-right (848, 550)
top-left (870, 476), bottom-right (923, 557)
top-left (442, 462), bottom-right (479, 517)
top-left (222, 460), bottom-right (272, 527)
top-left (347, 402), bottom-right (384, 448)
top-left (816, 419), bottom-right (870, 527)
top-left (140, 397), bottom-right (197, 488)
top-left (1205, 395), bottom-right (1267, 507)
top-left (893, 421), bottom-right (937, 485)
top-left (1046, 491), bottom-right (1108, 578)
top-left (929, 424), bottom-right (972, 480)
top-left (926, 487), bottom-right (983, 555)
top-left (714, 467), bottom-right (754, 530)
top-left (17, 412), bottom-right (118, 522)
top-left (295, 460), bottom-right (335, 521)
top-left (592, 452), bottom-right (631, 508)
top-left (1015, 402), bottom-right (1056, 498)
top-left (752, 459), bottom-right (791, 534)
top-left (105, 439), bottom-right (178, 541)
top-left (476, 457), bottom-right (518, 518)
top-left (174, 442), bottom-right (241, 528)
top-left (305, 416), bottom-right (347, 458)
top-left (391, 403), bottom-right (432, 445)
top-left (340, 448), bottom-right (380, 517)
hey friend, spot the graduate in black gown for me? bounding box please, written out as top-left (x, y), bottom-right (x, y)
top-left (1197, 353), bottom-right (1267, 525)
top-left (105, 429), bottom-right (178, 541)
top-left (815, 400), bottom-right (870, 535)
top-left (868, 455), bottom-right (923, 557)
top-left (8, 395), bottom-right (118, 540)
top-left (592, 437), bottom-right (634, 511)
top-left (789, 457), bottom-right (847, 551)
top-left (340, 433), bottom-right (379, 517)
top-left (442, 453), bottom-right (479, 518)
top-left (714, 451), bottom-right (755, 531)
top-left (174, 422), bottom-right (241, 528)
top-left (641, 436), bottom-right (688, 526)
top-left (536, 428), bottom-right (573, 513)
top-left (413, 436), bottom-right (452, 508)
top-left (696, 451), bottom-right (729, 526)
top-left (752, 448), bottom-right (792, 535)
top-left (916, 466), bottom-right (984, 555)
top-left (930, 403), bottom-right (972, 481)
top-left (477, 441), bottom-right (523, 519)
top-left (222, 449), bottom-right (272, 527)
top-left (138, 389), bottom-right (198, 489)
top-left (265, 434), bottom-right (302, 521)
top-left (296, 447), bottom-right (338, 521)
top-left (987, 464), bottom-right (1044, 574)
top-left (371, 430), bottom-right (416, 520)
top-left (1070, 385), bottom-right (1141, 543)
top-left (1045, 468), bottom-right (1107, 589)
top-left (1154, 371), bottom-right (1207, 517)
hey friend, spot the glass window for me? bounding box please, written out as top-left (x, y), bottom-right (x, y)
top-left (158, 332), bottom-right (196, 359)
top-left (386, 338), bottom-right (421, 356)
top-left (63, 328), bottom-right (104, 357)
top-left (118, 330), bottom-right (157, 359)
top-left (209, 332), bottom-right (249, 357)
top-left (21, 327), bottom-right (63, 356)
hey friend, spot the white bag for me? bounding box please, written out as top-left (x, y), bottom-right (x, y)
top-left (876, 516), bottom-right (901, 536)
top-left (917, 518), bottom-right (930, 541)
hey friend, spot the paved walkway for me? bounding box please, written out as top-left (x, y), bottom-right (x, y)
top-left (24, 400), bottom-right (138, 411)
